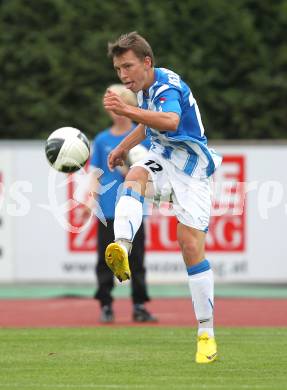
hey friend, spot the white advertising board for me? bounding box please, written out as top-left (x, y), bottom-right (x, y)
top-left (1, 141), bottom-right (287, 283)
top-left (0, 148), bottom-right (14, 280)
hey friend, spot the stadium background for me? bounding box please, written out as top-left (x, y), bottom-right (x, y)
top-left (0, 1), bottom-right (287, 389)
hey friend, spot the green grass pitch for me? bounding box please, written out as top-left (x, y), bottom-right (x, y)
top-left (0, 327), bottom-right (286, 390)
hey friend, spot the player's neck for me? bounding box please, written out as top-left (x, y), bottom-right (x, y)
top-left (111, 119), bottom-right (132, 135)
top-left (143, 68), bottom-right (155, 96)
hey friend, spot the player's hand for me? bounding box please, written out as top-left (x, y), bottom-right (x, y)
top-left (79, 192), bottom-right (96, 221)
top-left (79, 204), bottom-right (92, 221)
top-left (108, 145), bottom-right (128, 171)
top-left (116, 164), bottom-right (129, 177)
top-left (103, 90), bottom-right (128, 116)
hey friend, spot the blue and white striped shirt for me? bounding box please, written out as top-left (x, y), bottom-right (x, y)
top-left (137, 67), bottom-right (222, 178)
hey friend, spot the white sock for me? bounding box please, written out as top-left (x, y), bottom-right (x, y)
top-left (114, 195), bottom-right (143, 243)
top-left (117, 241), bottom-right (129, 255)
top-left (188, 268), bottom-right (214, 337)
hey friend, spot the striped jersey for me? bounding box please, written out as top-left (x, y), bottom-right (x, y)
top-left (137, 67), bottom-right (222, 178)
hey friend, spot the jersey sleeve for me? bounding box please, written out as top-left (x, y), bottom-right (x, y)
top-left (154, 88), bottom-right (182, 117)
top-left (141, 135), bottom-right (151, 150)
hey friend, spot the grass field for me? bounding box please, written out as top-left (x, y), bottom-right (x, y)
top-left (0, 327), bottom-right (286, 390)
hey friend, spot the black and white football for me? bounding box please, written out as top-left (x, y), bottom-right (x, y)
top-left (45, 127), bottom-right (90, 173)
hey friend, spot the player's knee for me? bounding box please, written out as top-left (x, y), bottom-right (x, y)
top-left (125, 167), bottom-right (149, 196)
top-left (179, 238), bottom-right (201, 260)
top-left (126, 166), bottom-right (148, 181)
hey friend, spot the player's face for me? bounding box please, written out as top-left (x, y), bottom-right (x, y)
top-left (113, 50), bottom-right (152, 93)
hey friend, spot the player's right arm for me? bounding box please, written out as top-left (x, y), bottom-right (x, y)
top-left (80, 136), bottom-right (102, 219)
top-left (80, 168), bottom-right (100, 220)
top-left (107, 123), bottom-right (146, 171)
top-left (104, 90), bottom-right (179, 132)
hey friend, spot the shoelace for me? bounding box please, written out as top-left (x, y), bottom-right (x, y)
top-left (198, 335), bottom-right (209, 342)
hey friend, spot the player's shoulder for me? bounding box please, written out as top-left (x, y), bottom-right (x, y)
top-left (155, 67), bottom-right (182, 89)
top-left (153, 67), bottom-right (191, 98)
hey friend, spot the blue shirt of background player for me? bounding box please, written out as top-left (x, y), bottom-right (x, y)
top-left (90, 125), bottom-right (150, 219)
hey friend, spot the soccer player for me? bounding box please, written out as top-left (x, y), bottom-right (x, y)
top-left (82, 84), bottom-right (156, 323)
top-left (103, 32), bottom-right (222, 363)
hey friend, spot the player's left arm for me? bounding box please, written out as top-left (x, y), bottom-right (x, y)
top-left (103, 90), bottom-right (180, 132)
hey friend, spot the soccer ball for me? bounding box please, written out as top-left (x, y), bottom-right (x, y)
top-left (127, 144), bottom-right (148, 165)
top-left (45, 127), bottom-right (90, 173)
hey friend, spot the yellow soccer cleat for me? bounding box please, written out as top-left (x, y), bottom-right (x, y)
top-left (196, 332), bottom-right (218, 364)
top-left (105, 243), bottom-right (131, 282)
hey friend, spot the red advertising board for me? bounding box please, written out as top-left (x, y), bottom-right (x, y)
top-left (68, 155), bottom-right (245, 253)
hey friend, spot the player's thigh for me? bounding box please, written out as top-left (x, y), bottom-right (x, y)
top-left (132, 152), bottom-right (169, 199)
top-left (172, 175), bottom-right (212, 232)
top-left (97, 219), bottom-right (114, 254)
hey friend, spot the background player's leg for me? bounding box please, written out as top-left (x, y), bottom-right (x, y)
top-left (95, 220), bottom-right (115, 322)
top-left (129, 223), bottom-right (149, 304)
top-left (129, 223), bottom-right (156, 322)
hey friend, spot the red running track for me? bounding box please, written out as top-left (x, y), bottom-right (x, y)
top-left (0, 298), bottom-right (286, 328)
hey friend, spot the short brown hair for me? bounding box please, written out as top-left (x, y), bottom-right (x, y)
top-left (108, 31), bottom-right (154, 66)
